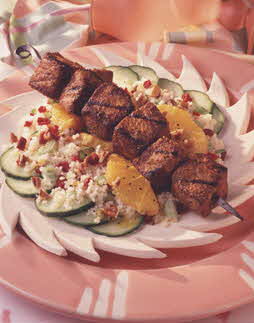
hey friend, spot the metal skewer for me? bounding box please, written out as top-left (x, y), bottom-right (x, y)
top-left (217, 197), bottom-right (244, 221)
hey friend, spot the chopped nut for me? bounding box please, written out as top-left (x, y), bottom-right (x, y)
top-left (103, 202), bottom-right (118, 218)
top-left (150, 84), bottom-right (161, 98)
top-left (39, 189), bottom-right (51, 200)
top-left (10, 132), bottom-right (18, 143)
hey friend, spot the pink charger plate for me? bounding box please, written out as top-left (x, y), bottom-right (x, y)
top-left (0, 42), bottom-right (254, 323)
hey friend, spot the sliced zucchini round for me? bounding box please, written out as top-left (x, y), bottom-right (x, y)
top-left (111, 67), bottom-right (139, 88)
top-left (88, 214), bottom-right (144, 237)
top-left (6, 176), bottom-right (38, 197)
top-left (185, 90), bottom-right (214, 113)
top-left (129, 65), bottom-right (158, 83)
top-left (212, 105), bottom-right (225, 134)
top-left (0, 148), bottom-right (34, 180)
top-left (36, 195), bottom-right (94, 217)
top-left (63, 212), bottom-right (107, 227)
top-left (158, 78), bottom-right (184, 98)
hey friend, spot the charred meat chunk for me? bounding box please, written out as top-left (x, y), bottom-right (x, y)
top-left (113, 102), bottom-right (168, 160)
top-left (133, 136), bottom-right (184, 192)
top-left (82, 83), bottom-right (134, 140)
top-left (92, 69), bottom-right (113, 82)
top-left (172, 154), bottom-right (228, 217)
top-left (29, 52), bottom-right (80, 99)
top-left (59, 69), bottom-right (104, 115)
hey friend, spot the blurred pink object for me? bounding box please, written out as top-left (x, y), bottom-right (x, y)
top-left (91, 0), bottom-right (221, 41)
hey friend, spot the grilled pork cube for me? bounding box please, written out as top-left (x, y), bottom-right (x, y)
top-left (29, 52), bottom-right (80, 99)
top-left (59, 69), bottom-right (104, 115)
top-left (82, 83), bottom-right (134, 140)
top-left (133, 137), bottom-right (183, 191)
top-left (113, 102), bottom-right (168, 160)
top-left (172, 154), bottom-right (228, 217)
top-left (93, 69), bottom-right (113, 82)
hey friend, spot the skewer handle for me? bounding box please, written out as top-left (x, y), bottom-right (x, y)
top-left (16, 44), bottom-right (42, 61)
top-left (217, 197), bottom-right (244, 221)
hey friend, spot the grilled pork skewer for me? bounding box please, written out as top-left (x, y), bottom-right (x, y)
top-left (28, 52), bottom-right (113, 112)
top-left (133, 136), bottom-right (184, 191)
top-left (171, 154), bottom-right (243, 220)
top-left (112, 102), bottom-right (169, 159)
top-left (82, 82), bottom-right (135, 140)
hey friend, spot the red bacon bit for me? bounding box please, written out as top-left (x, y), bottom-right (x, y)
top-left (39, 189), bottom-right (51, 200)
top-left (192, 111), bottom-right (200, 117)
top-left (103, 203), bottom-right (118, 218)
top-left (17, 137), bottom-right (27, 151)
top-left (16, 154), bottom-right (29, 167)
top-left (35, 166), bottom-right (41, 175)
top-left (83, 178), bottom-right (91, 190)
top-left (56, 177), bottom-right (66, 189)
top-left (32, 176), bottom-right (41, 188)
top-left (48, 125), bottom-right (59, 140)
top-left (10, 132), bottom-right (18, 143)
top-left (207, 152), bottom-right (218, 161)
top-left (143, 80), bottom-right (152, 89)
top-left (86, 152), bottom-right (99, 165)
top-left (39, 131), bottom-right (48, 145)
top-left (57, 161), bottom-right (70, 172)
top-left (203, 128), bottom-right (214, 137)
top-left (182, 93), bottom-right (192, 102)
top-left (24, 121), bottom-right (32, 127)
top-left (221, 151), bottom-right (227, 161)
top-left (30, 113), bottom-right (35, 116)
top-left (131, 85), bottom-right (137, 93)
top-left (37, 117), bottom-right (50, 125)
top-left (71, 154), bottom-right (81, 162)
top-left (38, 106), bottom-right (47, 113)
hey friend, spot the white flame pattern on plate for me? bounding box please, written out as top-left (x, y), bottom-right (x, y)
top-left (0, 47), bottom-right (253, 260)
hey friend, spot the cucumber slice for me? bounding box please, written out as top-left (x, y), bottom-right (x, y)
top-left (63, 211), bottom-right (107, 227)
top-left (186, 90), bottom-right (214, 113)
top-left (193, 105), bottom-right (209, 115)
top-left (37, 140), bottom-right (57, 156)
top-left (6, 176), bottom-right (38, 197)
top-left (0, 148), bottom-right (34, 180)
top-left (158, 78), bottom-right (184, 97)
top-left (111, 67), bottom-right (139, 88)
top-left (88, 214), bottom-right (143, 237)
top-left (212, 105), bottom-right (225, 134)
top-left (36, 195), bottom-right (94, 217)
top-left (105, 65), bottom-right (122, 72)
top-left (129, 65), bottom-right (158, 83)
